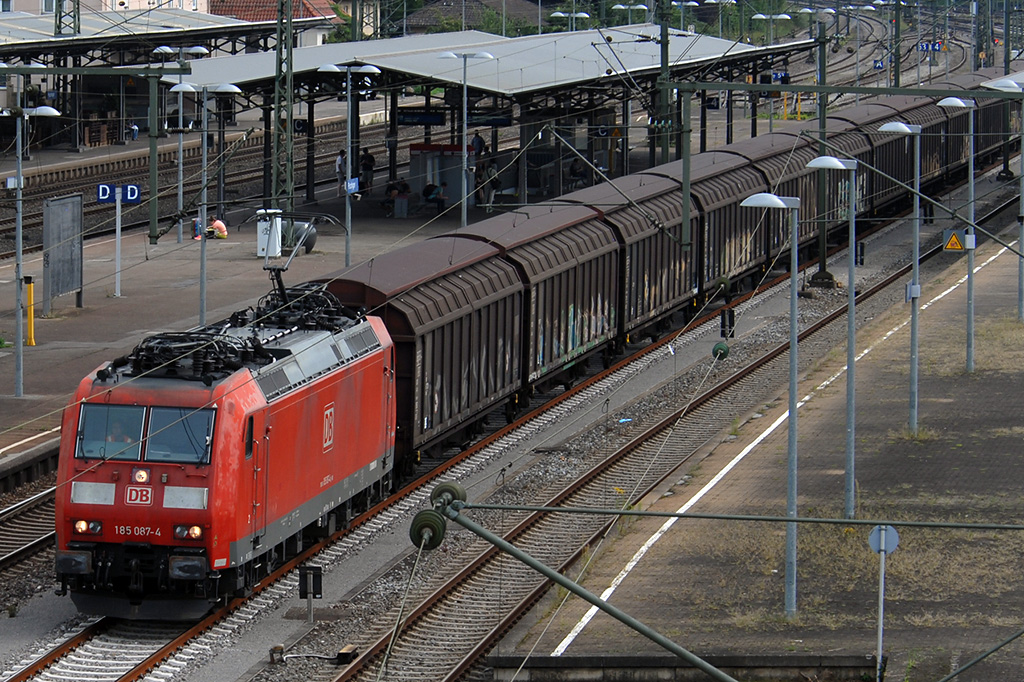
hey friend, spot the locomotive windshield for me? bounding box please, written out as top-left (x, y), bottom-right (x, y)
top-left (75, 404), bottom-right (214, 465)
top-left (76, 404), bottom-right (145, 461)
top-left (146, 408), bottom-right (214, 465)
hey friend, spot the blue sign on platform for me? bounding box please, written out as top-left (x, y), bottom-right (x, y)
top-left (97, 183), bottom-right (117, 203)
top-left (97, 184), bottom-right (142, 204)
top-left (346, 178), bottom-right (360, 194)
top-left (873, 59), bottom-right (885, 70)
top-left (121, 185), bottom-right (142, 204)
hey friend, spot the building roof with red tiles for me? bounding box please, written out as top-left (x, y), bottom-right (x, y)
top-left (406, 0), bottom-right (544, 33)
top-left (208, 0), bottom-right (339, 22)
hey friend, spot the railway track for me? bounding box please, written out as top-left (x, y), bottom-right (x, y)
top-left (0, 487), bottom-right (55, 573)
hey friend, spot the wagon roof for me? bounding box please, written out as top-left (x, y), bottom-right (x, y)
top-left (317, 237), bottom-right (500, 298)
top-left (449, 203), bottom-right (602, 249)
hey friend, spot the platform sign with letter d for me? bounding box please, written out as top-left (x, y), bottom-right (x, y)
top-left (97, 184), bottom-right (143, 297)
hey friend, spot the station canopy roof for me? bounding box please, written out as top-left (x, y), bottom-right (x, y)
top-left (0, 8), bottom-right (323, 53)
top-left (166, 26), bottom-right (809, 98)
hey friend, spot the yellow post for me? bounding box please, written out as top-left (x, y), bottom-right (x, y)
top-left (25, 276), bottom-right (35, 346)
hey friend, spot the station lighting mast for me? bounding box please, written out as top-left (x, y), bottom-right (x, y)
top-left (54, 0), bottom-right (80, 149)
top-left (54, 0), bottom-right (79, 35)
top-left (273, 0), bottom-right (296, 212)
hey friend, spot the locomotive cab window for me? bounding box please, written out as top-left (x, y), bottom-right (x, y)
top-left (76, 404), bottom-right (145, 461)
top-left (146, 408), bottom-right (215, 465)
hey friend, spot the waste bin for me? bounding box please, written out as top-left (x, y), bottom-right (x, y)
top-left (256, 208), bottom-right (282, 258)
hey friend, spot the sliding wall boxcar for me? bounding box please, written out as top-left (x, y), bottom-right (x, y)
top-left (450, 204), bottom-right (618, 384)
top-left (580, 170), bottom-right (700, 333)
top-left (733, 132), bottom-right (821, 252)
top-left (319, 238), bottom-right (523, 457)
top-left (935, 71), bottom-right (1009, 163)
top-left (827, 101), bottom-right (910, 209)
top-left (684, 152), bottom-right (770, 291)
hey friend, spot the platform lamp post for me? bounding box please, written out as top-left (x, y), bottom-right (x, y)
top-left (212, 85), bottom-right (241, 225)
top-left (740, 192), bottom-right (800, 617)
top-left (706, 0), bottom-right (722, 36)
top-left (6, 103), bottom-right (60, 398)
top-left (808, 156), bottom-right (858, 518)
top-left (707, 0), bottom-right (737, 37)
top-left (154, 45), bottom-right (209, 243)
top-left (751, 12), bottom-right (790, 133)
top-left (937, 96), bottom-right (976, 373)
top-left (843, 4), bottom-right (876, 104)
top-left (985, 79), bottom-right (1024, 322)
top-left (319, 63), bottom-right (381, 267)
top-left (440, 51), bottom-right (494, 230)
top-left (751, 12), bottom-right (789, 44)
top-left (171, 82), bottom-right (238, 326)
top-left (673, 0), bottom-right (699, 29)
top-left (878, 121), bottom-right (921, 435)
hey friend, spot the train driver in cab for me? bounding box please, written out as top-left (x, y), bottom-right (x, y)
top-left (106, 419), bottom-right (135, 444)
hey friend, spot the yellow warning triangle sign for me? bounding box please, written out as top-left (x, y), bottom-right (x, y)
top-left (945, 232), bottom-right (965, 251)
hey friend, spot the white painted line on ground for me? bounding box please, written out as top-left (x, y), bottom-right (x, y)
top-left (0, 426), bottom-right (61, 456)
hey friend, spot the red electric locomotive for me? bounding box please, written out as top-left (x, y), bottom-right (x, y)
top-left (54, 282), bottom-right (395, 619)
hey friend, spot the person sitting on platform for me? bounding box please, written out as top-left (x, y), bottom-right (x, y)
top-left (421, 182), bottom-right (448, 214)
top-left (568, 158), bottom-right (587, 189)
top-left (381, 180), bottom-right (400, 217)
top-left (206, 216), bottom-right (228, 239)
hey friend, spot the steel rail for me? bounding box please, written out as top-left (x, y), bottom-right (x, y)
top-left (0, 486), bottom-right (54, 523)
top-left (0, 531), bottom-right (55, 572)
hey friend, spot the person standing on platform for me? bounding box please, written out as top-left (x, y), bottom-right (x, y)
top-left (471, 131), bottom-right (486, 158)
top-left (483, 160), bottom-right (500, 212)
top-left (336, 148), bottom-right (346, 198)
top-left (360, 147), bottom-right (376, 193)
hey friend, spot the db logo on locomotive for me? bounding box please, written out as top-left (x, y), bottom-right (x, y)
top-left (126, 485), bottom-right (153, 505)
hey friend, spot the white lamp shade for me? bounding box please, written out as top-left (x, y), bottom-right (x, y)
top-left (741, 193), bottom-right (799, 209)
top-left (807, 156), bottom-right (857, 171)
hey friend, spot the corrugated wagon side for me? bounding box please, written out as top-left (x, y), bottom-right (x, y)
top-left (613, 169), bottom-right (701, 336)
top-left (449, 205), bottom-right (619, 391)
top-left (317, 238), bottom-right (524, 467)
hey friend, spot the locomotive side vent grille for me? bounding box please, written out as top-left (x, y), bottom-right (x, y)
top-left (256, 367), bottom-right (289, 399)
top-left (255, 323), bottom-right (381, 401)
top-left (341, 327), bottom-right (380, 360)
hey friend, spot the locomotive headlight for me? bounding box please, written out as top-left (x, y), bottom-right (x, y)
top-left (174, 524), bottom-right (203, 540)
top-left (73, 519), bottom-right (102, 535)
top-left (132, 468), bottom-right (150, 484)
